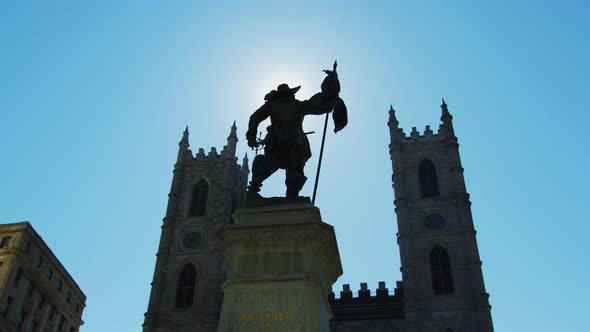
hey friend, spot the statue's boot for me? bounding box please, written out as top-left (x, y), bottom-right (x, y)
top-left (247, 155), bottom-right (279, 200)
top-left (285, 173), bottom-right (307, 198)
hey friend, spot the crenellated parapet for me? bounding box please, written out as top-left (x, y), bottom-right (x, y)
top-left (387, 99), bottom-right (462, 205)
top-left (178, 121), bottom-right (241, 164)
top-left (388, 99), bottom-right (456, 146)
top-left (329, 280), bottom-right (404, 300)
top-left (328, 281), bottom-right (404, 321)
top-left (171, 122), bottom-right (249, 224)
top-left (185, 144), bottom-right (237, 163)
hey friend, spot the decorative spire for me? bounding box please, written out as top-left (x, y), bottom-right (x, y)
top-left (441, 98), bottom-right (452, 118)
top-left (388, 104), bottom-right (404, 144)
top-left (227, 121), bottom-right (238, 143)
top-left (440, 98), bottom-right (455, 136)
top-left (177, 125), bottom-right (190, 163)
top-left (241, 152), bottom-right (250, 173)
top-left (223, 121), bottom-right (238, 157)
top-left (180, 125), bottom-right (189, 145)
top-left (229, 120), bottom-right (237, 139)
top-left (388, 104), bottom-right (399, 128)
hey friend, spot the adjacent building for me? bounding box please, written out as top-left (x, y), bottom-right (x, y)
top-left (0, 222), bottom-right (86, 332)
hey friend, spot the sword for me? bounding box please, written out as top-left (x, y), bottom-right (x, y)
top-left (252, 131), bottom-right (315, 155)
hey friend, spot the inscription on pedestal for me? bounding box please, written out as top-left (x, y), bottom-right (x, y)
top-left (237, 251), bottom-right (304, 276)
top-left (240, 312), bottom-right (295, 330)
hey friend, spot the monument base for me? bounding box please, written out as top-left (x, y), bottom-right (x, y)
top-left (216, 203), bottom-right (342, 332)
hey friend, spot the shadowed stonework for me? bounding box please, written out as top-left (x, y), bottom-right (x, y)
top-left (143, 98), bottom-right (493, 332)
top-left (217, 203), bottom-right (342, 332)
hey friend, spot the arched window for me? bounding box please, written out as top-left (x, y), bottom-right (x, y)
top-left (419, 158), bottom-right (440, 198)
top-left (430, 245), bottom-right (454, 295)
top-left (176, 264), bottom-right (197, 309)
top-left (190, 180), bottom-right (209, 217)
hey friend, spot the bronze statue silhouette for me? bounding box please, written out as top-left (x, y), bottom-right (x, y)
top-left (246, 61), bottom-right (347, 199)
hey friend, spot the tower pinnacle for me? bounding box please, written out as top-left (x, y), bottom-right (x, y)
top-left (229, 120), bottom-right (237, 139)
top-left (388, 104), bottom-right (404, 144)
top-left (241, 152), bottom-right (250, 173)
top-left (440, 98), bottom-right (455, 136)
top-left (180, 125), bottom-right (189, 145)
top-left (223, 121), bottom-right (238, 157)
top-left (441, 98), bottom-right (451, 118)
top-left (177, 125), bottom-right (190, 163)
top-left (388, 104), bottom-right (399, 128)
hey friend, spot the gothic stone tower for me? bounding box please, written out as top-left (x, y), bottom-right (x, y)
top-left (143, 123), bottom-right (249, 332)
top-left (388, 100), bottom-right (494, 332)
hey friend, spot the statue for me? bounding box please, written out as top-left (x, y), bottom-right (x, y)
top-left (246, 61), bottom-right (348, 200)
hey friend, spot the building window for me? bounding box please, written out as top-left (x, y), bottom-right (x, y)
top-left (418, 158), bottom-right (440, 197)
top-left (175, 263), bottom-right (197, 309)
top-left (430, 245), bottom-right (454, 295)
top-left (66, 291), bottom-right (72, 303)
top-left (38, 294), bottom-right (45, 309)
top-left (36, 256), bottom-right (43, 268)
top-left (2, 296), bottom-right (12, 317)
top-left (14, 268), bottom-right (22, 285)
top-left (58, 315), bottom-right (66, 330)
top-left (56, 280), bottom-right (63, 291)
top-left (17, 309), bottom-right (26, 329)
top-left (47, 268), bottom-right (54, 280)
top-left (75, 303), bottom-right (80, 313)
top-left (1, 236), bottom-right (11, 248)
top-left (26, 282), bottom-right (34, 298)
top-left (189, 180), bottom-right (209, 217)
top-left (29, 322), bottom-right (38, 332)
top-left (24, 241), bottom-right (31, 253)
top-left (48, 304), bottom-right (55, 321)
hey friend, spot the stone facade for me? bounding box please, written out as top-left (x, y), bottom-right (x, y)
top-left (386, 100), bottom-right (493, 332)
top-left (0, 222), bottom-right (86, 332)
top-left (144, 100), bottom-right (494, 331)
top-left (143, 123), bottom-right (249, 331)
top-left (217, 204), bottom-right (342, 332)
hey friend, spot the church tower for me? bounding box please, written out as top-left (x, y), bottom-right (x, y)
top-left (388, 101), bottom-right (494, 332)
top-left (143, 123), bottom-right (249, 332)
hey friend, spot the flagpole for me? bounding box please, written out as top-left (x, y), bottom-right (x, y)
top-left (312, 112), bottom-right (330, 205)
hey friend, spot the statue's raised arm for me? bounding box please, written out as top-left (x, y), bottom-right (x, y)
top-left (303, 61), bottom-right (348, 132)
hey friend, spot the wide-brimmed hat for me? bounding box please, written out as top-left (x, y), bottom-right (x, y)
top-left (276, 83), bottom-right (301, 95)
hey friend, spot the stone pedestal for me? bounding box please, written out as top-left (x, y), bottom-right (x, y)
top-left (216, 203), bottom-right (342, 332)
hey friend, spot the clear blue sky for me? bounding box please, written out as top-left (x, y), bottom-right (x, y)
top-left (1, 1), bottom-right (588, 331)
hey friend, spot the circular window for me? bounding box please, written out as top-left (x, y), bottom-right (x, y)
top-left (182, 232), bottom-right (203, 250)
top-left (424, 213), bottom-right (447, 230)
